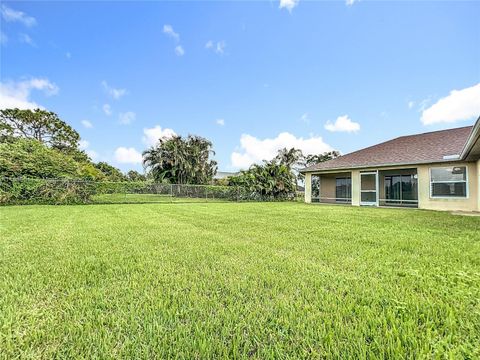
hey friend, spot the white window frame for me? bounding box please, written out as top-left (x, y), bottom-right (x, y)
top-left (429, 166), bottom-right (469, 199)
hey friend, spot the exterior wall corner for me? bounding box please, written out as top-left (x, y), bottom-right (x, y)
top-left (304, 173), bottom-right (312, 203)
top-left (351, 170), bottom-right (360, 206)
top-left (477, 159), bottom-right (480, 211)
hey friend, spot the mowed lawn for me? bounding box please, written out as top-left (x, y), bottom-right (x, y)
top-left (1, 203), bottom-right (479, 358)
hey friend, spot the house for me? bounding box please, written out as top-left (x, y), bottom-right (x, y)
top-left (214, 171), bottom-right (239, 180)
top-left (301, 117), bottom-right (480, 212)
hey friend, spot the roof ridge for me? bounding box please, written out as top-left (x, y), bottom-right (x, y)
top-left (396, 125), bottom-right (473, 139)
top-left (344, 125), bottom-right (473, 156)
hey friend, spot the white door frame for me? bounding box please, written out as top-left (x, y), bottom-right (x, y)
top-left (360, 171), bottom-right (379, 206)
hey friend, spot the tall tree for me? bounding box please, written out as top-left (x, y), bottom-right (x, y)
top-left (304, 151), bottom-right (340, 166)
top-left (230, 148), bottom-right (341, 198)
top-left (274, 147), bottom-right (304, 169)
top-left (94, 162), bottom-right (126, 181)
top-left (0, 138), bottom-right (102, 179)
top-left (0, 108), bottom-right (80, 151)
top-left (142, 135), bottom-right (217, 184)
top-left (126, 170), bottom-right (146, 182)
top-left (229, 160), bottom-right (297, 199)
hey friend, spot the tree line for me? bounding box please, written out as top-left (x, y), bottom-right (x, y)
top-left (1, 108), bottom-right (338, 198)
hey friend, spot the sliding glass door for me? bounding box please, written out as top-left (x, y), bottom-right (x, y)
top-left (335, 177), bottom-right (351, 203)
top-left (384, 174), bottom-right (418, 206)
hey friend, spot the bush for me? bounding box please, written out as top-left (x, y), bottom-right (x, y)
top-left (0, 178), bottom-right (96, 205)
top-left (0, 178), bottom-right (296, 205)
top-left (0, 138), bottom-right (104, 180)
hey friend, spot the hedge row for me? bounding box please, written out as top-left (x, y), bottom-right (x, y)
top-left (0, 178), bottom-right (293, 205)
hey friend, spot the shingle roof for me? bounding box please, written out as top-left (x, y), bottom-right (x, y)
top-left (302, 126), bottom-right (474, 172)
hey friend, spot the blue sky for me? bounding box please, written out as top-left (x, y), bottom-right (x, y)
top-left (1, 0), bottom-right (479, 172)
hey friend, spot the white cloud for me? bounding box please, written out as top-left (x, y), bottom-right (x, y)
top-left (19, 33), bottom-right (35, 46)
top-left (79, 140), bottom-right (89, 150)
top-left (279, 0), bottom-right (299, 12)
top-left (142, 125), bottom-right (176, 147)
top-left (174, 45), bottom-right (185, 56)
top-left (408, 101), bottom-right (415, 109)
top-left (300, 113), bottom-right (310, 124)
top-left (324, 115), bottom-right (360, 133)
top-left (81, 120), bottom-right (93, 128)
top-left (205, 40), bottom-right (226, 55)
top-left (0, 77), bottom-right (59, 110)
top-left (418, 97), bottom-right (431, 112)
top-left (421, 83), bottom-right (480, 125)
top-left (345, 0), bottom-right (358, 6)
top-left (101, 81), bottom-right (127, 100)
top-left (102, 103), bottom-right (112, 116)
top-left (1, 4), bottom-right (36, 27)
top-left (77, 138), bottom-right (98, 160)
top-left (0, 31), bottom-right (7, 45)
top-left (114, 147), bottom-right (143, 164)
top-left (163, 24), bottom-right (179, 41)
top-left (216, 119), bottom-right (225, 126)
top-left (119, 111), bottom-right (136, 125)
top-left (231, 132), bottom-right (333, 169)
top-left (163, 25), bottom-right (185, 56)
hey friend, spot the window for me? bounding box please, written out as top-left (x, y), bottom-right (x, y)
top-left (430, 166), bottom-right (467, 198)
top-left (335, 177), bottom-right (351, 203)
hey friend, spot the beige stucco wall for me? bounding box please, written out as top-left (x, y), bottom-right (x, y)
top-left (351, 170), bottom-right (360, 206)
top-left (305, 161), bottom-right (479, 212)
top-left (304, 173), bottom-right (312, 203)
top-left (417, 162), bottom-right (478, 212)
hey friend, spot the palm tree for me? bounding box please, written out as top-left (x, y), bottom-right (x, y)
top-left (142, 135), bottom-right (217, 184)
top-left (275, 147), bottom-right (304, 169)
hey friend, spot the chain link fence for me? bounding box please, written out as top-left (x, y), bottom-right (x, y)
top-left (0, 177), bottom-right (300, 205)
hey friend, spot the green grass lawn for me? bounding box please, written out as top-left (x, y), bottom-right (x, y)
top-left (1, 203), bottom-right (479, 358)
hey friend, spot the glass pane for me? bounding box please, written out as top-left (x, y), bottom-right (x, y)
top-left (361, 191), bottom-right (376, 203)
top-left (384, 175), bottom-right (401, 202)
top-left (401, 175), bottom-right (418, 201)
top-left (384, 176), bottom-right (391, 200)
top-left (336, 178), bottom-right (344, 200)
top-left (361, 174), bottom-right (376, 191)
top-left (391, 176), bottom-right (401, 200)
top-left (432, 182), bottom-right (466, 197)
top-left (431, 167), bottom-right (466, 182)
top-left (335, 177), bottom-right (351, 202)
top-left (311, 175), bottom-right (320, 198)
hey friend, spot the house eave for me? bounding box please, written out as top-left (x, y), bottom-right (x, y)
top-left (301, 158), bottom-right (470, 174)
top-left (460, 116), bottom-right (480, 161)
